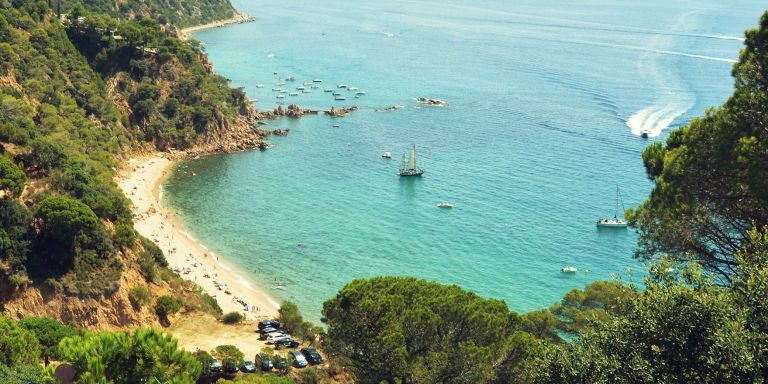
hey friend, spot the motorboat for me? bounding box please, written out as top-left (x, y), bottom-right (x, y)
top-left (641, 130), bottom-right (650, 138)
top-left (382, 151), bottom-right (392, 158)
top-left (256, 84), bottom-right (264, 88)
top-left (313, 79), bottom-right (323, 83)
top-left (437, 202), bottom-right (454, 208)
top-left (561, 266), bottom-right (577, 273)
top-left (296, 86), bottom-right (305, 91)
top-left (289, 92), bottom-right (299, 96)
top-left (335, 96), bottom-right (346, 101)
top-left (338, 84), bottom-right (348, 88)
top-left (324, 89), bottom-right (333, 92)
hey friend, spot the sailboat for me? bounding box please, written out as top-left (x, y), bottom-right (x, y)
top-left (596, 185), bottom-right (627, 228)
top-left (398, 145), bottom-right (424, 177)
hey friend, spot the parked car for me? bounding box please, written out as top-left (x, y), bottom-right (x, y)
top-left (275, 339), bottom-right (300, 349)
top-left (210, 358), bottom-right (222, 372)
top-left (272, 335), bottom-right (292, 345)
top-left (255, 353), bottom-right (273, 371)
top-left (258, 319), bottom-right (280, 330)
top-left (289, 350), bottom-right (308, 368)
top-left (272, 355), bottom-right (289, 370)
top-left (300, 348), bottom-right (323, 365)
top-left (241, 360), bottom-right (257, 373)
top-left (259, 326), bottom-right (278, 335)
top-left (224, 360), bottom-right (239, 374)
top-left (267, 333), bottom-right (290, 344)
top-left (261, 331), bottom-right (283, 341)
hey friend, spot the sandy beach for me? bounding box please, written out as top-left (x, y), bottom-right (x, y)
top-left (118, 155), bottom-right (279, 320)
top-left (179, 12), bottom-right (254, 39)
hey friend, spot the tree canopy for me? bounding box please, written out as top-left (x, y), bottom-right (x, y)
top-left (628, 11), bottom-right (768, 279)
top-left (322, 276), bottom-right (539, 384)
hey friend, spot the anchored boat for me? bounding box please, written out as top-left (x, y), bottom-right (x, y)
top-left (398, 145), bottom-right (424, 177)
top-left (596, 185), bottom-right (628, 228)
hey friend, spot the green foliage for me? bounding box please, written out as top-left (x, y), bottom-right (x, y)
top-left (61, 0), bottom-right (237, 28)
top-left (221, 311), bottom-right (244, 324)
top-left (278, 301), bottom-right (304, 334)
top-left (272, 354), bottom-right (292, 376)
top-left (212, 344), bottom-right (244, 366)
top-left (297, 367), bottom-right (329, 384)
top-left (550, 280), bottom-right (636, 335)
top-left (194, 349), bottom-right (214, 376)
top-left (216, 375), bottom-right (296, 384)
top-left (154, 295), bottom-right (182, 320)
top-left (0, 363), bottom-right (53, 384)
top-left (628, 11), bottom-right (768, 278)
top-left (322, 276), bottom-right (541, 384)
top-left (0, 155), bottom-right (26, 197)
top-left (128, 286), bottom-right (151, 308)
top-left (0, 197), bottom-right (31, 282)
top-left (0, 316), bottom-right (41, 366)
top-left (58, 328), bottom-right (202, 383)
top-left (18, 317), bottom-right (77, 360)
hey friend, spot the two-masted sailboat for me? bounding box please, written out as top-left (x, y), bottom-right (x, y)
top-left (596, 185), bottom-right (627, 228)
top-left (398, 145), bottom-right (424, 177)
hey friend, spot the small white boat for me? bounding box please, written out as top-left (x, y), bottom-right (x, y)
top-left (437, 202), bottom-right (454, 208)
top-left (382, 151), bottom-right (392, 158)
top-left (296, 86), bottom-right (305, 91)
top-left (561, 266), bottom-right (578, 273)
top-left (332, 124), bottom-right (340, 128)
top-left (249, 98), bottom-right (258, 102)
top-left (285, 76), bottom-right (295, 81)
top-left (272, 88), bottom-right (282, 92)
top-left (356, 91), bottom-right (366, 96)
top-left (313, 79), bottom-right (323, 83)
top-left (256, 84), bottom-right (264, 88)
top-left (277, 81), bottom-right (287, 86)
top-left (349, 87), bottom-right (359, 91)
top-left (289, 92), bottom-right (299, 96)
top-left (335, 96), bottom-right (346, 101)
top-left (338, 84), bottom-right (348, 88)
top-left (276, 94), bottom-right (286, 99)
top-left (324, 89), bottom-right (333, 92)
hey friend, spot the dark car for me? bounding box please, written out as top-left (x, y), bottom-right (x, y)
top-left (258, 319), bottom-right (280, 330)
top-left (274, 339), bottom-right (300, 349)
top-left (224, 360), bottom-right (239, 374)
top-left (241, 360), bottom-right (257, 373)
top-left (289, 350), bottom-right (308, 368)
top-left (272, 354), bottom-right (289, 370)
top-left (300, 348), bottom-right (323, 365)
top-left (256, 353), bottom-right (273, 371)
top-left (259, 326), bottom-right (278, 336)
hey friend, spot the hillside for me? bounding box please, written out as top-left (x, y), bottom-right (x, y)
top-left (0, 2), bottom-right (267, 329)
top-left (59, 0), bottom-right (238, 28)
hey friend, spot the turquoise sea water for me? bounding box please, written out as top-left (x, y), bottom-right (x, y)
top-left (165, 0), bottom-right (766, 321)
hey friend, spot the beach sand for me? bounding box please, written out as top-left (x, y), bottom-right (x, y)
top-left (117, 155), bottom-right (279, 320)
top-left (179, 12), bottom-right (254, 39)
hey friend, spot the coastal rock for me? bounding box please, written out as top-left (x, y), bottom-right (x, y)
top-left (272, 129), bottom-right (290, 136)
top-left (418, 97), bottom-right (447, 107)
top-left (325, 106), bottom-right (359, 117)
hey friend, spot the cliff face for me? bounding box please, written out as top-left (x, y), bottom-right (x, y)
top-left (61, 0), bottom-right (237, 28)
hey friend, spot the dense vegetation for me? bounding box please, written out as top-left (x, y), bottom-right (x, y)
top-left (59, 0), bottom-right (237, 28)
top-left (0, 0), bottom-right (258, 299)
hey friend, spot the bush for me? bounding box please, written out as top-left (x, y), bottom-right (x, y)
top-left (18, 317), bottom-right (77, 361)
top-left (129, 286), bottom-right (151, 308)
top-left (154, 295), bottom-right (181, 320)
top-left (221, 311), bottom-right (244, 324)
top-left (213, 345), bottom-right (244, 366)
top-left (297, 367), bottom-right (329, 384)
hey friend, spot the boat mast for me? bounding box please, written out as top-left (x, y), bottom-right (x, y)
top-left (614, 185), bottom-right (620, 218)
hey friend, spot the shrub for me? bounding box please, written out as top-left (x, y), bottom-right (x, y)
top-left (154, 295), bottom-right (181, 320)
top-left (129, 286), bottom-right (151, 308)
top-left (221, 311), bottom-right (243, 324)
top-left (213, 345), bottom-right (244, 366)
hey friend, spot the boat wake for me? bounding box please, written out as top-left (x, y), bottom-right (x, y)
top-left (626, 100), bottom-right (691, 138)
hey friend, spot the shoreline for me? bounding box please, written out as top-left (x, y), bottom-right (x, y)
top-left (179, 11), bottom-right (255, 40)
top-left (117, 154), bottom-right (279, 320)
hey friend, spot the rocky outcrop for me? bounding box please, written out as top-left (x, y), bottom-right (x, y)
top-left (418, 97), bottom-right (447, 106)
top-left (272, 129), bottom-right (290, 136)
top-left (325, 106), bottom-right (359, 117)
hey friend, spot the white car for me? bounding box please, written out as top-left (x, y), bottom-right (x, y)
top-left (267, 333), bottom-right (291, 344)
